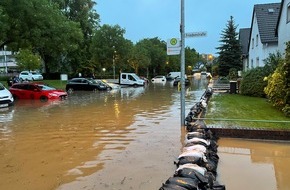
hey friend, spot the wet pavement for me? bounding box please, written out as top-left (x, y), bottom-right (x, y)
top-left (0, 78), bottom-right (290, 190)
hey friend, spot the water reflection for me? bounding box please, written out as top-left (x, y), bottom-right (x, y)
top-left (217, 138), bottom-right (290, 190)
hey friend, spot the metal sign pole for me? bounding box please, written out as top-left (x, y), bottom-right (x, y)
top-left (180, 0), bottom-right (185, 126)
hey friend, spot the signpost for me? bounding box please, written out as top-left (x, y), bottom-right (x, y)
top-left (185, 31), bottom-right (207, 38)
top-left (167, 38), bottom-right (181, 55)
top-left (169, 0), bottom-right (207, 126)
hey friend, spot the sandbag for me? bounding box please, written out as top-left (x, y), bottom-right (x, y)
top-left (165, 177), bottom-right (199, 190)
top-left (176, 163), bottom-right (207, 176)
top-left (183, 144), bottom-right (207, 153)
top-left (175, 156), bottom-right (205, 167)
top-left (159, 183), bottom-right (189, 190)
top-left (186, 132), bottom-right (207, 140)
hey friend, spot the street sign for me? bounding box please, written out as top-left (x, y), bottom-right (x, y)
top-left (185, 31), bottom-right (207, 38)
top-left (167, 38), bottom-right (181, 55)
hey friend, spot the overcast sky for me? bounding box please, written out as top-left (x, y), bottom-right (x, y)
top-left (96, 0), bottom-right (281, 55)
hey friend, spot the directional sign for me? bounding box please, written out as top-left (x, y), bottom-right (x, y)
top-left (185, 31), bottom-right (207, 38)
top-left (167, 38), bottom-right (181, 55)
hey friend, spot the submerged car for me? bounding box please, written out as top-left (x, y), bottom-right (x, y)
top-left (151, 75), bottom-right (167, 83)
top-left (9, 83), bottom-right (67, 101)
top-left (0, 82), bottom-right (14, 107)
top-left (173, 77), bottom-right (190, 86)
top-left (66, 78), bottom-right (110, 92)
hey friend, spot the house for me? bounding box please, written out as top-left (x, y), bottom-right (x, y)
top-left (0, 49), bottom-right (17, 73)
top-left (239, 28), bottom-right (251, 71)
top-left (276, 0), bottom-right (290, 55)
top-left (247, 3), bottom-right (281, 69)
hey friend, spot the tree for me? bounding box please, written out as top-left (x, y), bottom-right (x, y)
top-left (15, 49), bottom-right (42, 71)
top-left (127, 44), bottom-right (150, 74)
top-left (134, 37), bottom-right (167, 76)
top-left (91, 24), bottom-right (132, 75)
top-left (216, 16), bottom-right (242, 76)
top-left (0, 0), bottom-right (83, 73)
top-left (56, 0), bottom-right (100, 74)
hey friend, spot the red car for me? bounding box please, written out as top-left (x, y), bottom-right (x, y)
top-left (9, 83), bottom-right (67, 101)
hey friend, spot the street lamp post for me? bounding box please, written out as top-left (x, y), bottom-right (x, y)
top-left (180, 0), bottom-right (186, 126)
top-left (113, 50), bottom-right (116, 80)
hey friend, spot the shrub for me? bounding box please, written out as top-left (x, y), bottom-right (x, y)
top-left (264, 42), bottom-right (290, 117)
top-left (240, 67), bottom-right (268, 97)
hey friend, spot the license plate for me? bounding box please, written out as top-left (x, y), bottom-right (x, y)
top-left (0, 104), bottom-right (8, 108)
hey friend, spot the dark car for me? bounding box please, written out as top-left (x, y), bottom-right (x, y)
top-left (66, 78), bottom-right (110, 92)
top-left (9, 83), bottom-right (67, 101)
top-left (173, 77), bottom-right (190, 86)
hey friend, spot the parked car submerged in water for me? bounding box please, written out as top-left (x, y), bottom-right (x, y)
top-left (0, 82), bottom-right (14, 108)
top-left (173, 77), bottom-right (190, 86)
top-left (9, 83), bottom-right (67, 101)
top-left (66, 78), bottom-right (110, 92)
top-left (151, 75), bottom-right (167, 83)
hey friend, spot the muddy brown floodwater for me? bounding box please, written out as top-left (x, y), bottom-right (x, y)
top-left (0, 79), bottom-right (290, 190)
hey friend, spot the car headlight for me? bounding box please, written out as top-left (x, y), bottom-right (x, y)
top-left (48, 93), bottom-right (58, 97)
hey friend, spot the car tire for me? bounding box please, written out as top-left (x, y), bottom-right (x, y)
top-left (12, 95), bottom-right (18, 101)
top-left (67, 88), bottom-right (74, 93)
top-left (40, 96), bottom-right (48, 102)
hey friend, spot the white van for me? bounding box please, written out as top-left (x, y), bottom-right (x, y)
top-left (119, 73), bottom-right (145, 86)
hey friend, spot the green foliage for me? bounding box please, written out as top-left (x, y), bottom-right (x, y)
top-left (228, 68), bottom-right (238, 80)
top-left (216, 16), bottom-right (242, 77)
top-left (91, 24), bottom-right (132, 75)
top-left (240, 67), bottom-right (268, 97)
top-left (263, 51), bottom-right (283, 74)
top-left (264, 42), bottom-right (290, 117)
top-left (15, 49), bottom-right (41, 71)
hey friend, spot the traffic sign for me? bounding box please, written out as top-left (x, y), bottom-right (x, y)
top-left (185, 31), bottom-right (207, 38)
top-left (167, 38), bottom-right (181, 55)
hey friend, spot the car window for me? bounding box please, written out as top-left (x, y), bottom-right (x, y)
top-left (71, 79), bottom-right (82, 83)
top-left (27, 84), bottom-right (38, 91)
top-left (37, 84), bottom-right (55, 90)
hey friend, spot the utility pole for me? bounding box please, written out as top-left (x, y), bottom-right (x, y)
top-left (180, 0), bottom-right (185, 126)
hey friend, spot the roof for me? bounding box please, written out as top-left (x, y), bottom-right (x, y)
top-left (239, 28), bottom-right (251, 55)
top-left (253, 3), bottom-right (281, 43)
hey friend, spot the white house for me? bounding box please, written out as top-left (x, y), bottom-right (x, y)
top-left (276, 0), bottom-right (290, 55)
top-left (247, 3), bottom-right (281, 70)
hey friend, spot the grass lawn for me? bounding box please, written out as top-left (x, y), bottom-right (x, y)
top-left (206, 93), bottom-right (290, 129)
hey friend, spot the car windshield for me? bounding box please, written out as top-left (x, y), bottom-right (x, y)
top-left (95, 80), bottom-right (106, 85)
top-left (37, 84), bottom-right (56, 90)
top-left (0, 83), bottom-right (5, 90)
top-left (132, 74), bottom-right (141, 80)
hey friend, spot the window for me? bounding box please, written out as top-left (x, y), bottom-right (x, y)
top-left (252, 38), bottom-right (254, 49)
top-left (256, 34), bottom-right (259, 47)
top-left (287, 3), bottom-right (290, 23)
top-left (251, 59), bottom-right (254, 68)
top-left (256, 57), bottom-right (260, 67)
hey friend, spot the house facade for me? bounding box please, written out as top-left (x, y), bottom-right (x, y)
top-left (247, 3), bottom-right (281, 70)
top-left (239, 28), bottom-right (251, 71)
top-left (277, 0), bottom-right (290, 54)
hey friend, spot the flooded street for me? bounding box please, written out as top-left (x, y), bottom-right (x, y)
top-left (1, 79), bottom-right (290, 190)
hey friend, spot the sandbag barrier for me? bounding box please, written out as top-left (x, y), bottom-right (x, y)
top-left (159, 87), bottom-right (226, 190)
